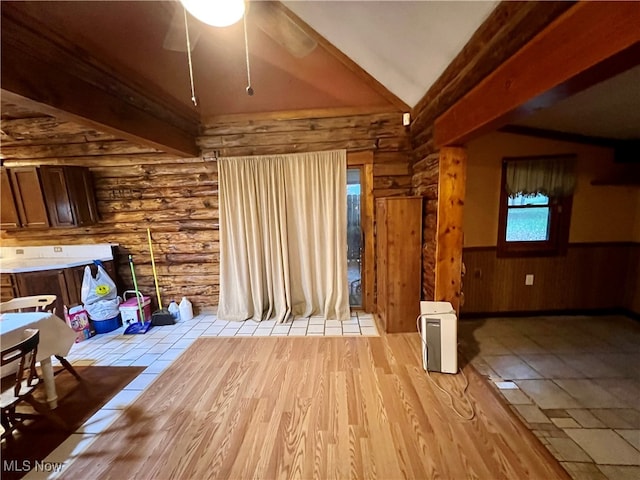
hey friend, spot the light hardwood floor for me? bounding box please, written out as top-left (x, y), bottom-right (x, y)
top-left (62, 335), bottom-right (569, 479)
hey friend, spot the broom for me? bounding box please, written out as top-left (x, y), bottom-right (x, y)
top-left (148, 228), bottom-right (175, 325)
top-left (123, 254), bottom-right (153, 334)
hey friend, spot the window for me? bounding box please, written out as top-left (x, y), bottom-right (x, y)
top-left (497, 155), bottom-right (575, 256)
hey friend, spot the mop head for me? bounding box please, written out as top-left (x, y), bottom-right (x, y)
top-left (124, 320), bottom-right (153, 335)
top-left (152, 308), bottom-right (175, 326)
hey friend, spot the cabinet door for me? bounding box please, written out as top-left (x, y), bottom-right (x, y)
top-left (66, 167), bottom-right (98, 226)
top-left (15, 269), bottom-right (68, 315)
top-left (0, 167), bottom-right (21, 229)
top-left (9, 167), bottom-right (49, 228)
top-left (40, 166), bottom-right (75, 227)
top-left (375, 199), bottom-right (388, 329)
top-left (0, 273), bottom-right (17, 302)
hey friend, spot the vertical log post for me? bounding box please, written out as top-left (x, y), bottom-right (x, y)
top-left (434, 147), bottom-right (467, 313)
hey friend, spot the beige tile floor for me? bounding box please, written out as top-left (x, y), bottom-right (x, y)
top-left (459, 315), bottom-right (640, 480)
top-left (24, 310), bottom-right (378, 479)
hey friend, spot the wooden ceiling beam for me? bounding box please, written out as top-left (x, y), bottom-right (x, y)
top-left (434, 2), bottom-right (640, 148)
top-left (1, 4), bottom-right (200, 157)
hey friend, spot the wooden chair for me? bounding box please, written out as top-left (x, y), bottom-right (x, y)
top-left (0, 295), bottom-right (82, 381)
top-left (1, 329), bottom-right (67, 439)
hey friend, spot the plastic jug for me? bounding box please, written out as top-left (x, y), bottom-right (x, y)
top-left (168, 300), bottom-right (180, 321)
top-left (179, 297), bottom-right (193, 322)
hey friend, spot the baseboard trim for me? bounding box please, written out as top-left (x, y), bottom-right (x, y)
top-left (460, 307), bottom-right (639, 321)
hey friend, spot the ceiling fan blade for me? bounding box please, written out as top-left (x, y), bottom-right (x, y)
top-left (252, 1), bottom-right (317, 58)
top-left (162, 4), bottom-right (201, 52)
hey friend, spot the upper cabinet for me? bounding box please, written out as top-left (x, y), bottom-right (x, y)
top-left (40, 166), bottom-right (98, 227)
top-left (2, 167), bottom-right (50, 229)
top-left (0, 166), bottom-right (98, 230)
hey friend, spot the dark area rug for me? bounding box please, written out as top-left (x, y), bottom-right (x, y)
top-left (1, 365), bottom-right (144, 480)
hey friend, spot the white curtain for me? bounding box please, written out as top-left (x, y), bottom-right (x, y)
top-left (218, 150), bottom-right (349, 323)
top-left (506, 155), bottom-right (576, 197)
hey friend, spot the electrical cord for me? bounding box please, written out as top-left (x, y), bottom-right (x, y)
top-left (416, 314), bottom-right (476, 421)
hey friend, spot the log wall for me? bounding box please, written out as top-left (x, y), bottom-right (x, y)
top-left (410, 2), bottom-right (572, 300)
top-left (1, 109), bottom-right (410, 311)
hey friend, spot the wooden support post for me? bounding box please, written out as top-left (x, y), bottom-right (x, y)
top-left (434, 147), bottom-right (467, 313)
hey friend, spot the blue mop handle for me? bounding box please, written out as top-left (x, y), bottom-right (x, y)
top-left (128, 255), bottom-right (145, 324)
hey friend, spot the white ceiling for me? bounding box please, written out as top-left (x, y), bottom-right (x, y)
top-left (513, 65), bottom-right (640, 140)
top-left (284, 0), bottom-right (498, 107)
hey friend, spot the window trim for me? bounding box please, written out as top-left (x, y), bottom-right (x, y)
top-left (497, 157), bottom-right (572, 257)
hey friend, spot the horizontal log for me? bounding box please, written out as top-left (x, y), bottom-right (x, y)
top-left (202, 140), bottom-right (378, 158)
top-left (198, 124), bottom-right (407, 149)
top-left (99, 197), bottom-right (218, 213)
top-left (373, 152), bottom-right (411, 164)
top-left (413, 184), bottom-right (438, 200)
top-left (117, 241), bottom-right (219, 255)
top-left (131, 263), bottom-right (220, 276)
top-left (99, 210), bottom-right (218, 224)
top-left (412, 171), bottom-right (439, 189)
top-left (373, 163), bottom-right (410, 177)
top-left (0, 140), bottom-right (160, 160)
top-left (0, 115), bottom-right (104, 139)
top-left (96, 186), bottom-right (218, 201)
top-left (2, 153), bottom-right (190, 168)
top-left (373, 176), bottom-right (412, 190)
top-left (1, 131), bottom-right (119, 147)
top-left (412, 153), bottom-right (440, 174)
top-left (372, 188), bottom-right (411, 198)
top-left (90, 162), bottom-right (217, 178)
top-left (201, 112), bottom-right (403, 136)
top-left (96, 174), bottom-right (218, 190)
top-left (412, 138), bottom-right (437, 163)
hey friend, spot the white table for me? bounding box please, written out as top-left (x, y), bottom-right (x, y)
top-left (1, 312), bottom-right (76, 409)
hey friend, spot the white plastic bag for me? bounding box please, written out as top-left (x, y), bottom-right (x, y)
top-left (85, 297), bottom-right (121, 321)
top-left (81, 264), bottom-right (117, 305)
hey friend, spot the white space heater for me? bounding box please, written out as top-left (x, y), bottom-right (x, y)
top-left (419, 301), bottom-right (458, 374)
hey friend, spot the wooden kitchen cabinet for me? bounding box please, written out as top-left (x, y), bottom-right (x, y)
top-left (40, 166), bottom-right (98, 227)
top-left (12, 260), bottom-right (116, 314)
top-left (0, 273), bottom-right (18, 302)
top-left (375, 196), bottom-right (422, 333)
top-left (0, 167), bottom-right (21, 229)
top-left (15, 269), bottom-right (70, 315)
top-left (1, 166), bottom-right (98, 230)
top-left (5, 167), bottom-right (50, 229)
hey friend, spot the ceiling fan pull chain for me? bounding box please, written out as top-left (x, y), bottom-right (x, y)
top-left (244, 12), bottom-right (254, 96)
top-left (183, 7), bottom-right (198, 106)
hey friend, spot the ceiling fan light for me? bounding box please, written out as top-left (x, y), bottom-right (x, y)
top-left (180, 0), bottom-right (245, 28)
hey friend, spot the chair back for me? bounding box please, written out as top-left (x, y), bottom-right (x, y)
top-left (1, 329), bottom-right (40, 398)
top-left (0, 295), bottom-right (57, 314)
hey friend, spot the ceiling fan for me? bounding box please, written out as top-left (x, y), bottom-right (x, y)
top-left (162, 0), bottom-right (317, 59)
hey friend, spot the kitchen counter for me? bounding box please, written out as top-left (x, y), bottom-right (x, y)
top-left (0, 244), bottom-right (116, 274)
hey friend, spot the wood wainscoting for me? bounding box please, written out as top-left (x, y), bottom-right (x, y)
top-left (461, 242), bottom-right (640, 316)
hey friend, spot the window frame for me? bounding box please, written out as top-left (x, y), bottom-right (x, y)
top-left (497, 156), bottom-right (573, 257)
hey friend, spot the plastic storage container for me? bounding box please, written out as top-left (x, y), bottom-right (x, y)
top-left (119, 291), bottom-right (151, 325)
top-left (168, 300), bottom-right (180, 321)
top-left (91, 314), bottom-right (121, 334)
top-left (179, 297), bottom-right (193, 322)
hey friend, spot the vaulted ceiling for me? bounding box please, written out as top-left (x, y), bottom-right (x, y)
top-left (2, 1), bottom-right (639, 158)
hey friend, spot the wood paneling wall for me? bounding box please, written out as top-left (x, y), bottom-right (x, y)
top-left (1, 109), bottom-right (410, 311)
top-left (461, 243), bottom-right (640, 315)
top-left (410, 2), bottom-right (573, 301)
